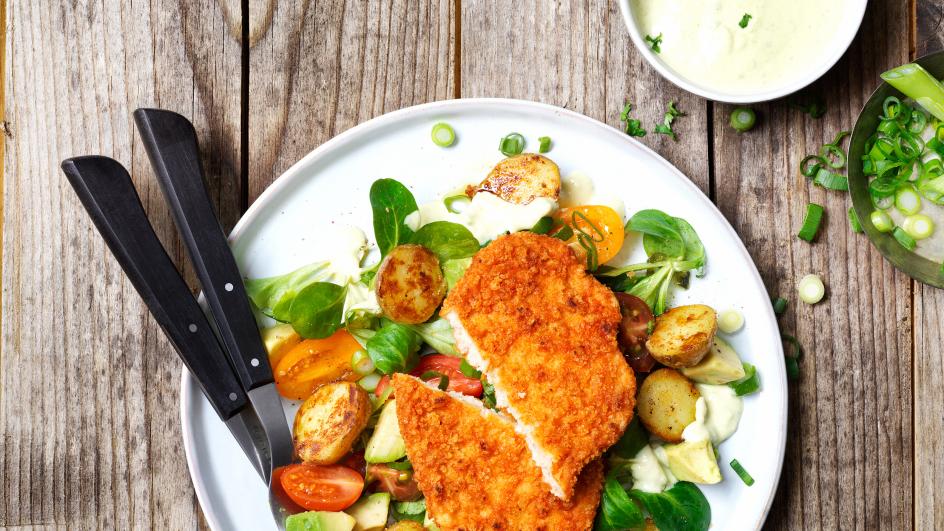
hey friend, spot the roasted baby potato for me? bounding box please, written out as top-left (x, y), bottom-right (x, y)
top-left (375, 244), bottom-right (447, 324)
top-left (477, 153), bottom-right (561, 204)
top-left (636, 368), bottom-right (700, 443)
top-left (646, 304), bottom-right (718, 368)
top-left (294, 381), bottom-right (371, 464)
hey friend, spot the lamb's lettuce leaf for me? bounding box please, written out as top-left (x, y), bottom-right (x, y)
top-left (411, 221), bottom-right (479, 261)
top-left (371, 179), bottom-right (419, 257)
top-left (366, 323), bottom-right (422, 374)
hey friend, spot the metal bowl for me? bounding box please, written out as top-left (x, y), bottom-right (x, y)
top-left (849, 50), bottom-right (944, 288)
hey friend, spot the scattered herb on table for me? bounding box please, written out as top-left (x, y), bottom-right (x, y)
top-left (791, 94), bottom-right (827, 118)
top-left (620, 102), bottom-right (647, 137)
top-left (654, 101), bottom-right (684, 141)
top-left (738, 14), bottom-right (752, 28)
top-left (797, 202), bottom-right (825, 242)
top-left (645, 33), bottom-right (663, 53)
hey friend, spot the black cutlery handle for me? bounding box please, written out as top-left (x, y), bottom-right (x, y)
top-left (133, 108), bottom-right (273, 391)
top-left (61, 156), bottom-right (248, 420)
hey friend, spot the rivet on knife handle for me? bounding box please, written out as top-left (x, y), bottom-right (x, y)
top-left (133, 108), bottom-right (274, 391)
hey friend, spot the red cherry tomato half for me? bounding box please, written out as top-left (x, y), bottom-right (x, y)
top-left (614, 293), bottom-right (657, 373)
top-left (411, 355), bottom-right (483, 397)
top-left (367, 463), bottom-right (423, 501)
top-left (375, 375), bottom-right (392, 399)
top-left (278, 463), bottom-right (364, 512)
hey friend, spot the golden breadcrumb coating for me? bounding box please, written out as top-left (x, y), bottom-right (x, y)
top-left (441, 231), bottom-right (635, 500)
top-left (392, 374), bottom-right (603, 531)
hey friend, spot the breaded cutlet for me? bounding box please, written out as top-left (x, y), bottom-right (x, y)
top-left (391, 374), bottom-right (604, 531)
top-left (441, 231), bottom-right (635, 500)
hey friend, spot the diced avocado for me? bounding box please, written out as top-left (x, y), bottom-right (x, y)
top-left (663, 439), bottom-right (722, 484)
top-left (285, 511), bottom-right (356, 531)
top-left (345, 492), bottom-right (390, 531)
top-left (365, 400), bottom-right (407, 463)
top-left (261, 322), bottom-right (300, 357)
top-left (680, 337), bottom-right (745, 384)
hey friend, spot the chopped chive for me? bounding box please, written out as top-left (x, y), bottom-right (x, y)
top-left (797, 203), bottom-right (825, 242)
top-left (644, 33), bottom-right (663, 53)
top-left (550, 224), bottom-right (574, 241)
top-left (785, 356), bottom-right (800, 380)
top-left (738, 14), bottom-right (752, 28)
top-left (499, 133), bottom-right (525, 156)
top-left (730, 459), bottom-right (755, 486)
top-left (729, 363), bottom-right (761, 396)
top-left (431, 122), bottom-right (456, 147)
top-left (892, 226), bottom-right (917, 250)
top-left (848, 207), bottom-right (863, 233)
top-left (459, 359), bottom-right (482, 379)
top-left (782, 334), bottom-right (803, 359)
top-left (771, 297), bottom-right (788, 315)
top-left (538, 136), bottom-right (552, 153)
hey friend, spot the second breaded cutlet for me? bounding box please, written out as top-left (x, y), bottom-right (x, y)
top-left (441, 231), bottom-right (636, 500)
top-left (391, 374), bottom-right (604, 531)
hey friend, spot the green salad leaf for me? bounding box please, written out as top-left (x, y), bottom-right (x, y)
top-left (595, 475), bottom-right (646, 531)
top-left (245, 262), bottom-right (348, 339)
top-left (245, 262), bottom-right (334, 318)
top-left (630, 482), bottom-right (711, 531)
top-left (411, 221), bottom-right (480, 261)
top-left (367, 322), bottom-right (422, 374)
top-left (598, 210), bottom-right (706, 315)
top-left (609, 418), bottom-right (649, 460)
top-left (443, 257), bottom-right (473, 290)
top-left (406, 317), bottom-right (459, 356)
top-left (371, 178), bottom-right (419, 256)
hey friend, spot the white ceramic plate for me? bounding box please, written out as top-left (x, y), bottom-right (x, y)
top-left (617, 0), bottom-right (868, 103)
top-left (180, 99), bottom-right (787, 531)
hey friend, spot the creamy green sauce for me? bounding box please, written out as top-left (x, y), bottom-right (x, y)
top-left (630, 0), bottom-right (848, 94)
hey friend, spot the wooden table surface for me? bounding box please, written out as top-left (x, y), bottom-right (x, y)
top-left (1, 1), bottom-right (943, 529)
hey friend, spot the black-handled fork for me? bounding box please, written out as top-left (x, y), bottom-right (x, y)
top-left (61, 156), bottom-right (267, 479)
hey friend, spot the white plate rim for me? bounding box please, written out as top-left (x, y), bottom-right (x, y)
top-left (616, 0), bottom-right (869, 104)
top-left (179, 97), bottom-right (788, 531)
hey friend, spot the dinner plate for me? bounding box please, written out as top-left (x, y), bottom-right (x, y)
top-left (180, 98), bottom-right (787, 531)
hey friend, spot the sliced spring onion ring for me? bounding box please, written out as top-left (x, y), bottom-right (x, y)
top-left (893, 226), bottom-right (917, 250)
top-left (797, 274), bottom-right (825, 305)
top-left (848, 207), bottom-right (863, 233)
top-left (499, 132), bottom-right (525, 156)
top-left (870, 210), bottom-right (894, 232)
top-left (351, 349), bottom-right (375, 376)
top-left (730, 459), bottom-right (756, 486)
top-left (813, 168), bottom-right (848, 191)
top-left (444, 194), bottom-right (471, 214)
top-left (358, 373), bottom-right (382, 392)
top-left (894, 184), bottom-right (922, 215)
top-left (902, 214), bottom-right (934, 240)
top-left (797, 203), bottom-right (825, 242)
top-left (459, 359), bottom-right (482, 379)
top-left (538, 136), bottom-right (552, 153)
top-left (420, 370), bottom-right (450, 391)
top-left (730, 107), bottom-right (756, 132)
top-left (431, 122), bottom-right (456, 147)
top-left (530, 216), bottom-right (554, 235)
top-left (718, 309), bottom-right (745, 334)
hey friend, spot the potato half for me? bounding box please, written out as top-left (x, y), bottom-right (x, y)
top-left (293, 381), bottom-right (371, 464)
top-left (636, 368), bottom-right (700, 443)
top-left (477, 153), bottom-right (561, 204)
top-left (646, 304), bottom-right (718, 368)
top-left (375, 244), bottom-right (447, 324)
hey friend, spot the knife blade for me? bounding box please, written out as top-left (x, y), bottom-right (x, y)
top-left (133, 108), bottom-right (295, 482)
top-left (61, 155), bottom-right (268, 480)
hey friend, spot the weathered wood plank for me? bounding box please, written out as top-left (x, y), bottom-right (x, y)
top-left (0, 0), bottom-right (241, 528)
top-left (913, 1), bottom-right (944, 528)
top-left (460, 0), bottom-right (710, 193)
top-left (247, 0), bottom-right (456, 201)
top-left (712, 2), bottom-right (913, 529)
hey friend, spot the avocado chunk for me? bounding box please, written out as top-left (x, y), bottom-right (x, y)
top-left (424, 511), bottom-right (440, 531)
top-left (285, 511), bottom-right (356, 531)
top-left (345, 492), bottom-right (390, 531)
top-left (680, 337), bottom-right (745, 384)
top-left (261, 322), bottom-right (300, 356)
top-left (663, 439), bottom-right (722, 484)
top-left (365, 400), bottom-right (407, 463)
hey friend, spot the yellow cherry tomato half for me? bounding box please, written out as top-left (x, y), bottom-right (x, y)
top-left (554, 205), bottom-right (625, 265)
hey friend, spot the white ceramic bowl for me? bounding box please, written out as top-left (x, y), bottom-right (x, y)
top-left (617, 0), bottom-right (869, 103)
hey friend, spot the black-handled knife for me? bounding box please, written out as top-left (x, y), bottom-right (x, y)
top-left (133, 108), bottom-right (294, 484)
top-left (60, 155), bottom-right (266, 479)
